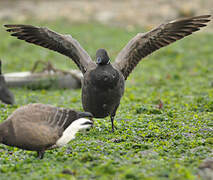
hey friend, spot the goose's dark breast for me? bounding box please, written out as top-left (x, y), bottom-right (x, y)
top-left (82, 65), bottom-right (124, 118)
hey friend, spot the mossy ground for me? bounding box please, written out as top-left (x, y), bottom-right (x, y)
top-left (0, 19), bottom-right (212, 180)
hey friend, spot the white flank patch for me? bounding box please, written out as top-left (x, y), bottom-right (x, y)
top-left (56, 118), bottom-right (92, 147)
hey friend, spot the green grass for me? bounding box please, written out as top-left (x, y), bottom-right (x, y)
top-left (0, 19), bottom-right (213, 180)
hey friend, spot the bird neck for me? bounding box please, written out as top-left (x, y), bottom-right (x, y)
top-left (97, 63), bottom-right (112, 69)
top-left (55, 120), bottom-right (82, 147)
top-left (64, 120), bottom-right (84, 139)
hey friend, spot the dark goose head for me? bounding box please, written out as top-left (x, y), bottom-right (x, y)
top-left (96, 49), bottom-right (110, 65)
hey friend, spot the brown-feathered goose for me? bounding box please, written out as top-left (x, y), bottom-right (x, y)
top-left (0, 103), bottom-right (93, 159)
top-left (0, 60), bottom-right (15, 105)
top-left (4, 15), bottom-right (211, 131)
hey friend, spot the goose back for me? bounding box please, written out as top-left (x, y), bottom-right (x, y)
top-left (1, 103), bottom-right (81, 151)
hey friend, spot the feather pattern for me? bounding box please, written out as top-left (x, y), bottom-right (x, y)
top-left (4, 104), bottom-right (85, 150)
top-left (4, 24), bottom-right (96, 73)
top-left (11, 103), bottom-right (80, 131)
top-left (113, 15), bottom-right (211, 79)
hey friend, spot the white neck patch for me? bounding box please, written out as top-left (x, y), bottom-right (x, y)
top-left (56, 118), bottom-right (92, 147)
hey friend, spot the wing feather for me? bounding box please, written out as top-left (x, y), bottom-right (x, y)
top-left (4, 24), bottom-right (96, 73)
top-left (113, 15), bottom-right (211, 79)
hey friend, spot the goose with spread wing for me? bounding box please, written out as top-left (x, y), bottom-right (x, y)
top-left (5, 15), bottom-right (211, 132)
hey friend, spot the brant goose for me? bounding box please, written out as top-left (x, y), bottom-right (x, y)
top-left (4, 15), bottom-right (211, 131)
top-left (0, 60), bottom-right (15, 105)
top-left (0, 103), bottom-right (93, 159)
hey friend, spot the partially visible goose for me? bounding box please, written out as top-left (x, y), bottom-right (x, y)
top-left (0, 60), bottom-right (15, 105)
top-left (0, 103), bottom-right (93, 159)
top-left (4, 15), bottom-right (211, 131)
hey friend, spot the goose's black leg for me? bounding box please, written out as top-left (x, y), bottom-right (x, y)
top-left (110, 105), bottom-right (119, 132)
top-left (110, 115), bottom-right (115, 133)
top-left (37, 150), bottom-right (45, 159)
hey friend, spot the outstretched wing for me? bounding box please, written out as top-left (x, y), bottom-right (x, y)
top-left (113, 15), bottom-right (211, 80)
top-left (4, 24), bottom-right (96, 73)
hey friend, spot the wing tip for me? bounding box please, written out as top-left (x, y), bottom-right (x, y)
top-left (4, 24), bottom-right (39, 31)
top-left (4, 24), bottom-right (21, 28)
top-left (4, 24), bottom-right (10, 28)
top-left (193, 14), bottom-right (211, 18)
top-left (170, 14), bottom-right (212, 24)
top-left (6, 29), bottom-right (15, 32)
top-left (186, 14), bottom-right (211, 20)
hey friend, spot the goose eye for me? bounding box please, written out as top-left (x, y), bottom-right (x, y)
top-left (97, 57), bottom-right (102, 64)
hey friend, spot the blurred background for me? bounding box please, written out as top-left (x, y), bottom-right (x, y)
top-left (0, 0), bottom-right (212, 30)
top-left (0, 0), bottom-right (212, 89)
